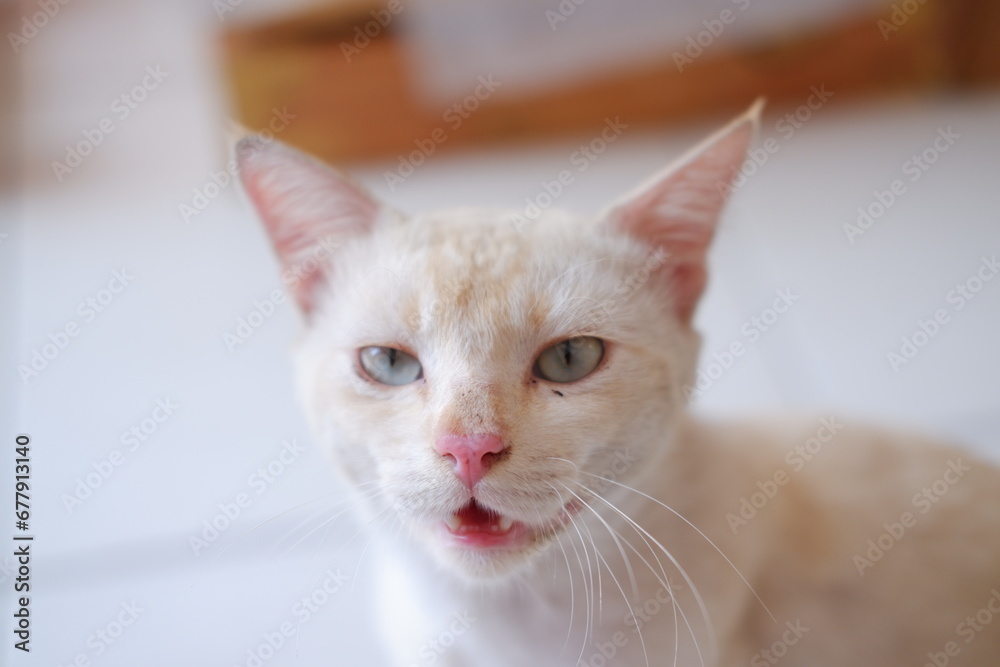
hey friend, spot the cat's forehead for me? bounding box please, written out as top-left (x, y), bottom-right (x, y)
top-left (405, 208), bottom-right (582, 264)
top-left (397, 209), bottom-right (596, 343)
top-left (366, 210), bottom-right (643, 349)
top-left (399, 208), bottom-right (630, 302)
top-left (329, 207), bottom-right (655, 351)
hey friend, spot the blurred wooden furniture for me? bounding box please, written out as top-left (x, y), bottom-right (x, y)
top-left (221, 0), bottom-right (1000, 163)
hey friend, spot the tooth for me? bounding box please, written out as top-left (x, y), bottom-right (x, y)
top-left (444, 514), bottom-right (461, 532)
top-left (498, 516), bottom-right (513, 532)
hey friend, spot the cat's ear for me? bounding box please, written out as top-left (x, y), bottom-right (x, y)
top-left (602, 99), bottom-right (762, 324)
top-left (236, 137), bottom-right (387, 315)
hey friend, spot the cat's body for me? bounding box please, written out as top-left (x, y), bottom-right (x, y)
top-left (237, 103), bottom-right (1000, 666)
top-left (379, 415), bottom-right (1000, 666)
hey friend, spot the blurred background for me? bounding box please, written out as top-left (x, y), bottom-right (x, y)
top-left (3, 0), bottom-right (999, 665)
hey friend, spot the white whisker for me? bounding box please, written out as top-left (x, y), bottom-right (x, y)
top-left (563, 510), bottom-right (595, 667)
top-left (562, 482), bottom-right (641, 600)
top-left (192, 484), bottom-right (378, 582)
top-left (580, 483), bottom-right (701, 667)
top-left (578, 508), bottom-right (604, 622)
top-left (560, 482), bottom-right (650, 667)
top-left (274, 498), bottom-right (374, 557)
top-left (582, 483), bottom-right (711, 667)
top-left (532, 501), bottom-right (578, 660)
top-left (582, 471), bottom-right (775, 623)
top-left (350, 511), bottom-right (397, 592)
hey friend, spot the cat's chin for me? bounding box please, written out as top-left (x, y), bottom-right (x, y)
top-left (424, 499), bottom-right (579, 582)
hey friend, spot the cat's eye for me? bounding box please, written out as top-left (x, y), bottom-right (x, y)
top-left (534, 337), bottom-right (604, 384)
top-left (359, 346), bottom-right (423, 386)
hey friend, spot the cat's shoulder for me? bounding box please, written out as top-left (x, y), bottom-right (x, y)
top-left (678, 411), bottom-right (1000, 487)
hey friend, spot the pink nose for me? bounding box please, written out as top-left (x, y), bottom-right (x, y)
top-left (435, 433), bottom-right (506, 489)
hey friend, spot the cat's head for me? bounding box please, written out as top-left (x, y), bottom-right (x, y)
top-left (238, 103), bottom-right (758, 581)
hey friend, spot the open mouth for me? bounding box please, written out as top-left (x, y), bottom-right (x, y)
top-left (441, 499), bottom-right (525, 549)
top-left (440, 498), bottom-right (581, 551)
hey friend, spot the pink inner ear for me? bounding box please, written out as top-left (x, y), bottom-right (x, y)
top-left (237, 139), bottom-right (382, 315)
top-left (608, 112), bottom-right (756, 324)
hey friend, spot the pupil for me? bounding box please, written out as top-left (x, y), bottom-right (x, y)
top-left (387, 348), bottom-right (397, 367)
top-left (561, 341), bottom-right (573, 365)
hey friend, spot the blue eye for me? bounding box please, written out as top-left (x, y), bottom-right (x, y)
top-left (534, 337), bottom-right (604, 383)
top-left (359, 347), bottom-right (423, 386)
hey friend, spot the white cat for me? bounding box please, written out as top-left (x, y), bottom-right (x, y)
top-left (237, 103), bottom-right (1000, 666)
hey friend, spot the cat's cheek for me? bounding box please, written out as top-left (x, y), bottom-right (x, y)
top-left (306, 371), bottom-right (426, 495)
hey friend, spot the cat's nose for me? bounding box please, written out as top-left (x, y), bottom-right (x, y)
top-left (435, 433), bottom-right (506, 490)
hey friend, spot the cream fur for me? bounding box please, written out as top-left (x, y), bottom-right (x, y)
top-left (238, 104), bottom-right (1000, 666)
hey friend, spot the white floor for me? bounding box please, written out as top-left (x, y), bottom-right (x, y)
top-left (4, 2), bottom-right (1000, 666)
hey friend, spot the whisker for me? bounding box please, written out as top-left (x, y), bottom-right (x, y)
top-left (560, 482), bottom-right (651, 667)
top-left (350, 511), bottom-right (396, 592)
top-left (271, 487), bottom-right (384, 557)
top-left (553, 529), bottom-right (577, 658)
top-left (561, 481), bottom-right (641, 601)
top-left (583, 484), bottom-right (709, 667)
top-left (281, 493), bottom-right (391, 561)
top-left (582, 471), bottom-right (775, 623)
top-left (530, 502), bottom-right (579, 660)
top-left (307, 488), bottom-right (388, 580)
top-left (563, 510), bottom-right (595, 667)
top-left (581, 483), bottom-right (689, 667)
top-left (188, 485), bottom-right (384, 594)
top-left (545, 456), bottom-right (578, 469)
top-left (578, 508), bottom-right (604, 622)
top-left (271, 488), bottom-right (377, 551)
top-left (547, 481), bottom-right (599, 662)
top-left (294, 501), bottom-right (395, 655)
top-left (191, 484), bottom-right (376, 582)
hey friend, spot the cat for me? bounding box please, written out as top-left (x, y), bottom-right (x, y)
top-left (236, 101), bottom-right (1000, 666)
